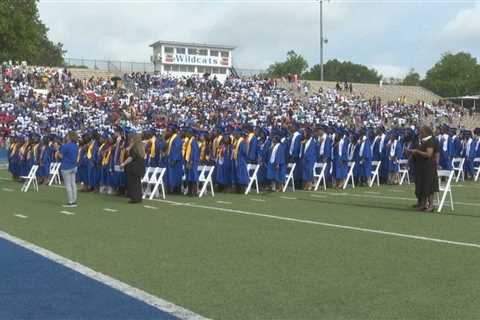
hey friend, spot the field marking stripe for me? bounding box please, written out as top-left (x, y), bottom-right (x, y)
top-left (143, 205), bottom-right (158, 210)
top-left (103, 208), bottom-right (118, 212)
top-left (0, 230), bottom-right (208, 320)
top-left (280, 196), bottom-right (296, 200)
top-left (320, 192), bottom-right (480, 207)
top-left (250, 199), bottom-right (266, 202)
top-left (14, 214), bottom-right (27, 219)
top-left (216, 201), bottom-right (232, 204)
top-left (2, 187), bottom-right (14, 192)
top-left (60, 211), bottom-right (75, 215)
top-left (150, 199), bottom-right (480, 249)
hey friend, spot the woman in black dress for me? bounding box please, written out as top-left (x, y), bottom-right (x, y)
top-left (407, 126), bottom-right (438, 212)
top-left (120, 133), bottom-right (146, 203)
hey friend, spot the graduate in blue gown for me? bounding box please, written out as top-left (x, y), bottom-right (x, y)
top-left (451, 128), bottom-right (463, 157)
top-left (99, 134), bottom-right (113, 194)
top-left (77, 134), bottom-right (89, 190)
top-left (438, 126), bottom-right (453, 170)
top-left (266, 133), bottom-right (286, 191)
top-left (165, 124), bottom-right (183, 193)
top-left (288, 125), bottom-right (303, 185)
top-left (332, 130), bottom-right (348, 188)
top-left (111, 129), bottom-right (127, 193)
top-left (357, 129), bottom-right (373, 186)
top-left (372, 127), bottom-right (388, 182)
top-left (246, 126), bottom-right (259, 164)
top-left (215, 133), bottom-right (232, 191)
top-left (317, 127), bottom-right (333, 185)
top-left (257, 128), bottom-right (271, 187)
top-left (86, 131), bottom-right (100, 191)
top-left (184, 128), bottom-right (200, 196)
top-left (231, 129), bottom-right (249, 192)
top-left (301, 127), bottom-right (317, 190)
top-left (387, 133), bottom-right (403, 184)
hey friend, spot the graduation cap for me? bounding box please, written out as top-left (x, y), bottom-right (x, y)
top-left (474, 128), bottom-right (480, 136)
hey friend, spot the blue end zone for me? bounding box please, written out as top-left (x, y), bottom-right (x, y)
top-left (0, 238), bottom-right (177, 320)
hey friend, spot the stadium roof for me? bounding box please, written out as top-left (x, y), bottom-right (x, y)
top-left (150, 40), bottom-right (236, 50)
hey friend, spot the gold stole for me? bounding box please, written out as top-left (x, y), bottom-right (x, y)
top-left (199, 141), bottom-right (206, 161)
top-left (232, 137), bottom-right (244, 160)
top-left (167, 133), bottom-right (178, 155)
top-left (183, 137), bottom-right (193, 162)
top-left (213, 135), bottom-right (223, 156)
top-left (9, 143), bottom-right (17, 156)
top-left (102, 145), bottom-right (112, 166)
top-left (149, 137), bottom-right (156, 158)
top-left (87, 142), bottom-right (94, 159)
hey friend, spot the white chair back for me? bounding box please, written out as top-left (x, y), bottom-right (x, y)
top-left (245, 164), bottom-right (260, 195)
top-left (21, 165), bottom-right (39, 192)
top-left (451, 157), bottom-right (465, 183)
top-left (473, 157), bottom-right (480, 182)
top-left (198, 166), bottom-right (215, 198)
top-left (343, 161), bottom-right (356, 189)
top-left (436, 170), bottom-right (455, 213)
top-left (282, 163), bottom-right (296, 192)
top-left (313, 162), bottom-right (327, 191)
top-left (398, 159), bottom-right (410, 185)
top-left (369, 161), bottom-right (381, 187)
top-left (48, 162), bottom-right (62, 186)
top-left (147, 167), bottom-right (166, 200)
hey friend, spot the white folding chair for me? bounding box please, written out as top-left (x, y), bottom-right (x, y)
top-left (48, 162), bottom-right (62, 186)
top-left (142, 167), bottom-right (155, 184)
top-left (198, 166), bottom-right (215, 198)
top-left (313, 162), bottom-right (327, 191)
top-left (142, 167), bottom-right (159, 199)
top-left (369, 161), bottom-right (381, 187)
top-left (148, 168), bottom-right (167, 200)
top-left (343, 161), bottom-right (355, 189)
top-left (436, 170), bottom-right (454, 213)
top-left (474, 158), bottom-right (480, 182)
top-left (21, 165), bottom-right (39, 192)
top-left (245, 164), bottom-right (260, 195)
top-left (451, 157), bottom-right (465, 183)
top-left (398, 159), bottom-right (410, 185)
top-left (282, 163), bottom-right (296, 192)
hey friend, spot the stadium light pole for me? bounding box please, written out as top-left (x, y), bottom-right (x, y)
top-left (319, 0), bottom-right (328, 82)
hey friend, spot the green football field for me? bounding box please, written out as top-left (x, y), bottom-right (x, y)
top-left (1, 168), bottom-right (480, 320)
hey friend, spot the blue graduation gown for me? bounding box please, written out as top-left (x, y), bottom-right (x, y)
top-left (333, 139), bottom-right (348, 180)
top-left (215, 145), bottom-right (232, 186)
top-left (258, 138), bottom-right (271, 184)
top-left (318, 136), bottom-right (333, 180)
top-left (186, 139), bottom-right (200, 182)
top-left (357, 139), bottom-right (372, 178)
top-left (232, 140), bottom-right (249, 186)
top-left (167, 136), bottom-right (184, 188)
top-left (302, 138), bottom-right (317, 182)
top-left (387, 140), bottom-right (403, 173)
top-left (247, 135), bottom-right (259, 163)
top-left (87, 141), bottom-right (99, 188)
top-left (267, 143), bottom-right (286, 183)
top-left (439, 135), bottom-right (453, 170)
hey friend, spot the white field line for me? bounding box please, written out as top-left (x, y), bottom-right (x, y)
top-left (143, 205), bottom-right (158, 210)
top-left (250, 198), bottom-right (266, 202)
top-left (60, 211), bottom-right (75, 215)
top-left (364, 191), bottom-right (380, 195)
top-left (0, 231), bottom-right (208, 320)
top-left (150, 198), bottom-right (480, 250)
top-left (310, 194), bottom-right (326, 198)
top-left (0, 177), bottom-right (10, 180)
top-left (14, 214), bottom-right (27, 219)
top-left (280, 196), bottom-right (297, 200)
top-left (2, 187), bottom-right (14, 192)
top-left (103, 208), bottom-right (118, 213)
top-left (216, 201), bottom-right (232, 205)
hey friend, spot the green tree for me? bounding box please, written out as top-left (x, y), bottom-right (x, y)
top-left (266, 50), bottom-right (308, 77)
top-left (0, 0), bottom-right (65, 66)
top-left (401, 68), bottom-right (421, 86)
top-left (422, 52), bottom-right (480, 97)
top-left (303, 59), bottom-right (382, 83)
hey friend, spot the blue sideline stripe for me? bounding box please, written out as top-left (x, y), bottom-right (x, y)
top-left (0, 238), bottom-right (177, 320)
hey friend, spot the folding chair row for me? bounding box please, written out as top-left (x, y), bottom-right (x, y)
top-left (282, 163), bottom-right (296, 192)
top-left (198, 165), bottom-right (215, 198)
top-left (313, 162), bottom-right (327, 191)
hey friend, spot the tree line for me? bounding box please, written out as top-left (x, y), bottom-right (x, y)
top-left (267, 50), bottom-right (480, 97)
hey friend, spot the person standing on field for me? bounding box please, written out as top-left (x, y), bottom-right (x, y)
top-left (57, 131), bottom-right (79, 208)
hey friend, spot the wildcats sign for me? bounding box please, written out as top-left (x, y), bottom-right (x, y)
top-left (163, 54), bottom-right (230, 67)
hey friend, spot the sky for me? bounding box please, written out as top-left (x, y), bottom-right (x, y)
top-left (38, 0), bottom-right (480, 79)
